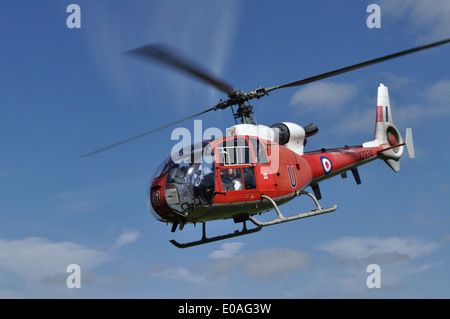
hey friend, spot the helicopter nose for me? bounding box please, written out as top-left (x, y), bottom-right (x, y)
top-left (148, 174), bottom-right (176, 222)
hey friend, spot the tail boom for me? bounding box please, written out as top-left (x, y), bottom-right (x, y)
top-left (303, 144), bottom-right (384, 184)
top-left (367, 82), bottom-right (415, 172)
top-left (303, 82), bottom-right (414, 184)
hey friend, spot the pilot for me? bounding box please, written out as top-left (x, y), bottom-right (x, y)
top-left (221, 168), bottom-right (243, 191)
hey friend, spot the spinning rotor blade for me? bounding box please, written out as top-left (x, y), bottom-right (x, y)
top-left (80, 106), bottom-right (216, 158)
top-left (125, 43), bottom-right (233, 95)
top-left (82, 43), bottom-right (234, 158)
top-left (264, 38), bottom-right (450, 93)
top-left (81, 38), bottom-right (450, 158)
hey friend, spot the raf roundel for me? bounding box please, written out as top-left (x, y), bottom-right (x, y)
top-left (320, 156), bottom-right (332, 175)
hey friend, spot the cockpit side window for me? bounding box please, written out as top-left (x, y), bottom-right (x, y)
top-left (217, 137), bottom-right (251, 166)
top-left (220, 166), bottom-right (256, 191)
top-left (161, 142), bottom-right (216, 216)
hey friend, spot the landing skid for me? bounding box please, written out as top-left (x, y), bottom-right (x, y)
top-left (170, 221), bottom-right (262, 249)
top-left (169, 191), bottom-right (337, 248)
top-left (249, 191), bottom-right (337, 227)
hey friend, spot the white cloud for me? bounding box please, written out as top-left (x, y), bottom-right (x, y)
top-left (0, 229), bottom-right (140, 296)
top-left (208, 242), bottom-right (244, 260)
top-left (86, 0), bottom-right (241, 113)
top-left (294, 236), bottom-right (442, 298)
top-left (0, 237), bottom-right (108, 283)
top-left (244, 248), bottom-right (312, 280)
top-left (425, 79), bottom-right (450, 104)
top-left (380, 0), bottom-right (450, 41)
top-left (110, 228), bottom-right (140, 252)
top-left (329, 107), bottom-right (374, 137)
top-left (391, 80), bottom-right (450, 127)
top-left (150, 247), bottom-right (311, 286)
top-left (146, 236), bottom-right (440, 298)
top-left (318, 236), bottom-right (439, 261)
top-left (290, 82), bottom-right (358, 112)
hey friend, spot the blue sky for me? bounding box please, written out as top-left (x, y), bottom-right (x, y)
top-left (0, 0), bottom-right (449, 298)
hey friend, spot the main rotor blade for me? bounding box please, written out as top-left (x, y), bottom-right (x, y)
top-left (265, 38), bottom-right (450, 93)
top-left (125, 43), bottom-right (233, 95)
top-left (80, 106), bottom-right (216, 158)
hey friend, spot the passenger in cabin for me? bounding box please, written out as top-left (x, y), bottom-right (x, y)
top-left (221, 168), bottom-right (243, 191)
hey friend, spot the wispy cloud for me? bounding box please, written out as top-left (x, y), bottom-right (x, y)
top-left (244, 248), bottom-right (312, 281)
top-left (209, 242), bottom-right (244, 260)
top-left (151, 245), bottom-right (312, 286)
top-left (318, 236), bottom-right (439, 261)
top-left (290, 81), bottom-right (359, 112)
top-left (308, 236), bottom-right (441, 297)
top-left (425, 79), bottom-right (450, 104)
top-left (325, 77), bottom-right (450, 137)
top-left (148, 0), bottom-right (241, 108)
top-left (391, 79), bottom-right (450, 127)
top-left (109, 228), bottom-right (140, 252)
top-left (86, 1), bottom-right (241, 113)
top-left (0, 237), bottom-right (108, 283)
top-left (380, 0), bottom-right (450, 41)
top-left (133, 235), bottom-right (440, 298)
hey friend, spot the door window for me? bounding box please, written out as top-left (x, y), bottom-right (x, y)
top-left (220, 166), bottom-right (256, 191)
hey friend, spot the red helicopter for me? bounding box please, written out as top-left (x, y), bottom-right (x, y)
top-left (82, 38), bottom-right (449, 248)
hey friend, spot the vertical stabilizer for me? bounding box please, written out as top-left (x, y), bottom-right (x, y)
top-left (376, 83), bottom-right (393, 124)
top-left (374, 83), bottom-right (404, 172)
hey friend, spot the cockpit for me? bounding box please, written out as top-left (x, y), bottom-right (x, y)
top-left (148, 136), bottom-right (272, 223)
top-left (149, 141), bottom-right (215, 221)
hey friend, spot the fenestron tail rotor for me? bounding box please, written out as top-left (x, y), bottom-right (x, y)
top-left (81, 38), bottom-right (450, 157)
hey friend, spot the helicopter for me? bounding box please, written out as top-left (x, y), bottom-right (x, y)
top-left (82, 38), bottom-right (450, 248)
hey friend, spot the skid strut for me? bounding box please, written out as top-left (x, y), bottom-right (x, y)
top-left (249, 191), bottom-right (337, 227)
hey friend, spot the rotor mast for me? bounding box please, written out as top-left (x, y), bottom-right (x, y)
top-left (217, 87), bottom-right (268, 124)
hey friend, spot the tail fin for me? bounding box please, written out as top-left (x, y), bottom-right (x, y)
top-left (364, 83), bottom-right (414, 172)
